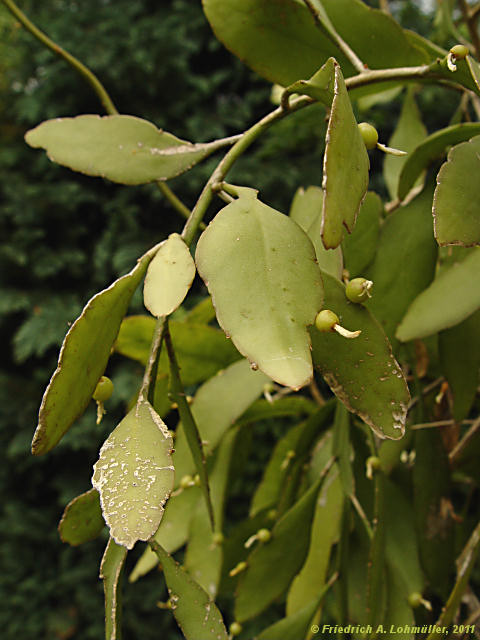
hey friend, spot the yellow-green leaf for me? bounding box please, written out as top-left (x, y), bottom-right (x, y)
top-left (92, 399), bottom-right (174, 550)
top-left (289, 185), bottom-right (343, 279)
top-left (150, 541), bottom-right (229, 640)
top-left (58, 488), bottom-right (104, 546)
top-left (195, 188), bottom-right (323, 389)
top-left (433, 135), bottom-right (480, 246)
top-left (143, 233), bottom-right (196, 317)
top-left (25, 115), bottom-right (235, 185)
top-left (311, 272), bottom-right (410, 440)
top-left (397, 249), bottom-right (480, 341)
top-left (32, 247), bottom-right (156, 455)
top-left (321, 63), bottom-right (369, 249)
top-left (100, 537), bottom-right (127, 640)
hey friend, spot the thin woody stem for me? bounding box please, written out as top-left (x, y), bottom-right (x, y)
top-left (303, 0), bottom-right (366, 73)
top-left (1, 0), bottom-right (118, 115)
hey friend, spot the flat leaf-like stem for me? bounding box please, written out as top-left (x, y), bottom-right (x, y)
top-left (143, 233), bottom-right (196, 318)
top-left (396, 249), bottom-right (480, 341)
top-left (425, 520), bottom-right (480, 639)
top-left (195, 188), bottom-right (323, 389)
top-left (311, 272), bottom-right (410, 440)
top-left (25, 115), bottom-right (239, 185)
top-left (92, 399), bottom-right (174, 549)
top-left (321, 63), bottom-right (369, 249)
top-left (433, 135), bottom-right (480, 246)
top-left (398, 123), bottom-right (480, 200)
top-left (58, 488), bottom-right (104, 546)
top-left (149, 541), bottom-right (229, 640)
top-left (32, 244), bottom-right (159, 455)
top-left (100, 537), bottom-right (127, 640)
top-left (164, 321), bottom-right (215, 529)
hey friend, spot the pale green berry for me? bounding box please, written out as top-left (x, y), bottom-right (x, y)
top-left (315, 309), bottom-right (340, 332)
top-left (346, 277), bottom-right (373, 303)
top-left (358, 122), bottom-right (379, 150)
top-left (407, 592), bottom-right (423, 608)
top-left (256, 528), bottom-right (272, 543)
top-left (92, 376), bottom-right (114, 403)
top-left (212, 531), bottom-right (225, 545)
top-left (230, 622), bottom-right (243, 636)
top-left (449, 44), bottom-right (469, 60)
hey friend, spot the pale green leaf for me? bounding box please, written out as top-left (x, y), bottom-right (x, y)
top-left (235, 473), bottom-right (326, 622)
top-left (32, 247), bottom-right (157, 455)
top-left (25, 115), bottom-right (235, 185)
top-left (289, 185), bottom-right (343, 279)
top-left (398, 123), bottom-right (480, 200)
top-left (321, 63), bottom-right (369, 249)
top-left (433, 135), bottom-right (480, 246)
top-left (202, 0), bottom-right (427, 87)
top-left (195, 188), bottom-right (323, 389)
top-left (92, 399), bottom-right (174, 549)
top-left (115, 316), bottom-right (240, 385)
top-left (311, 272), bottom-right (410, 440)
top-left (129, 487), bottom-right (201, 583)
top-left (185, 428), bottom-right (238, 597)
top-left (173, 359), bottom-right (270, 482)
top-left (286, 467), bottom-right (343, 614)
top-left (367, 186), bottom-right (437, 348)
top-left (58, 488), bottom-right (104, 546)
top-left (439, 310), bottom-right (480, 422)
top-left (100, 537), bottom-right (127, 640)
top-left (383, 88), bottom-right (427, 200)
top-left (258, 577), bottom-right (335, 640)
top-left (143, 233), bottom-right (196, 317)
top-left (396, 249), bottom-right (480, 341)
top-left (150, 542), bottom-right (229, 640)
top-left (341, 191), bottom-right (382, 277)
top-left (284, 57), bottom-right (336, 105)
top-left (250, 402), bottom-right (335, 516)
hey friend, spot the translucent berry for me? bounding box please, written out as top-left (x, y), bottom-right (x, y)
top-left (256, 528), bottom-right (272, 543)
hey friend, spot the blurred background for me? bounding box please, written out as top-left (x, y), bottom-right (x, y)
top-left (0, 1), bottom-right (457, 637)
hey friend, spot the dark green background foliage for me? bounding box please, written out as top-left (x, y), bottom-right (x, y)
top-left (0, 1), bottom-right (473, 638)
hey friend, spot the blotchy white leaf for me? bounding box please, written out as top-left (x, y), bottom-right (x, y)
top-left (92, 399), bottom-right (174, 549)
